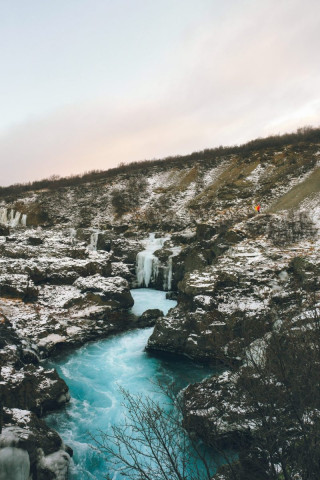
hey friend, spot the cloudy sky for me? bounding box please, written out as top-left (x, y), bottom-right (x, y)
top-left (1, 0), bottom-right (319, 186)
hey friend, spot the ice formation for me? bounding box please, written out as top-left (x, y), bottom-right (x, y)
top-left (0, 208), bottom-right (27, 228)
top-left (136, 233), bottom-right (170, 288)
top-left (0, 447), bottom-right (30, 480)
top-left (88, 230), bottom-right (99, 251)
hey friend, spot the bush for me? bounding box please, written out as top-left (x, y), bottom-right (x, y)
top-left (111, 177), bottom-right (148, 217)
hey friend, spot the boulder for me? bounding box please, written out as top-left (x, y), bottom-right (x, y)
top-left (0, 225), bottom-right (9, 236)
top-left (27, 237), bottom-right (43, 246)
top-left (146, 305), bottom-right (228, 362)
top-left (74, 275), bottom-right (134, 309)
top-left (136, 309), bottom-right (164, 327)
top-left (1, 365), bottom-right (70, 416)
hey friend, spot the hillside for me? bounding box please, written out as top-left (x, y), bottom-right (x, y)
top-left (0, 128), bottom-right (320, 479)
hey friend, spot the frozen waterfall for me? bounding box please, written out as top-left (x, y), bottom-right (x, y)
top-left (0, 208), bottom-right (27, 228)
top-left (135, 233), bottom-right (180, 290)
top-left (88, 230), bottom-right (99, 251)
top-left (136, 233), bottom-right (169, 288)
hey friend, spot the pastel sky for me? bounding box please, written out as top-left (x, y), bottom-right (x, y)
top-left (1, 0), bottom-right (319, 186)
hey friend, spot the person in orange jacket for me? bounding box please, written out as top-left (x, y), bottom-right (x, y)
top-left (254, 204), bottom-right (261, 213)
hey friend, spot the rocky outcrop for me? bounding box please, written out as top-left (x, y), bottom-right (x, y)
top-left (0, 274), bottom-right (38, 301)
top-left (136, 308), bottom-right (164, 327)
top-left (1, 366), bottom-right (70, 416)
top-left (182, 371), bottom-right (252, 449)
top-left (147, 215), bottom-right (320, 363)
top-left (74, 274), bottom-right (134, 309)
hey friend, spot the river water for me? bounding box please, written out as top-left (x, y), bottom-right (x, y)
top-left (45, 289), bottom-right (220, 479)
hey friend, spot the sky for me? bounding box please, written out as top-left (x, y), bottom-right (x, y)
top-left (0, 0), bottom-right (320, 186)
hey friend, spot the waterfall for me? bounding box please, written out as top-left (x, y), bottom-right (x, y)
top-left (162, 247), bottom-right (181, 291)
top-left (89, 230), bottom-right (99, 251)
top-left (0, 207), bottom-right (8, 225)
top-left (0, 207), bottom-right (27, 228)
top-left (21, 214), bottom-right (27, 226)
top-left (69, 228), bottom-right (77, 246)
top-left (136, 233), bottom-right (170, 288)
top-left (11, 211), bottom-right (21, 227)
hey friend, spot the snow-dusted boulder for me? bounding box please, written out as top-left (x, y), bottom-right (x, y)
top-left (136, 308), bottom-right (164, 327)
top-left (0, 274), bottom-right (38, 300)
top-left (1, 365), bottom-right (70, 416)
top-left (74, 274), bottom-right (134, 309)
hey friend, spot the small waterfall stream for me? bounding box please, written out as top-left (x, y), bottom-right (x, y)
top-left (88, 230), bottom-right (99, 251)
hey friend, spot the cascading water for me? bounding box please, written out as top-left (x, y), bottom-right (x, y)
top-left (0, 207), bottom-right (27, 228)
top-left (69, 228), bottom-right (77, 245)
top-left (136, 233), bottom-right (169, 288)
top-left (136, 233), bottom-right (183, 290)
top-left (88, 230), bottom-right (99, 251)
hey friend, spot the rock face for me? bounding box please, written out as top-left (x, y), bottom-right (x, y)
top-left (0, 274), bottom-right (38, 301)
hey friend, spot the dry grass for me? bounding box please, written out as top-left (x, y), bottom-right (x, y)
top-left (269, 166), bottom-right (320, 212)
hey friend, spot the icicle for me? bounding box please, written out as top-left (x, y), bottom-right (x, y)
top-left (162, 246), bottom-right (181, 291)
top-left (0, 207), bottom-right (8, 225)
top-left (89, 231), bottom-right (99, 251)
top-left (69, 228), bottom-right (76, 245)
top-left (167, 256), bottom-right (173, 291)
top-left (136, 233), bottom-right (170, 288)
top-left (10, 211), bottom-right (21, 227)
top-left (21, 214), bottom-right (27, 226)
top-left (8, 209), bottom-right (13, 223)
